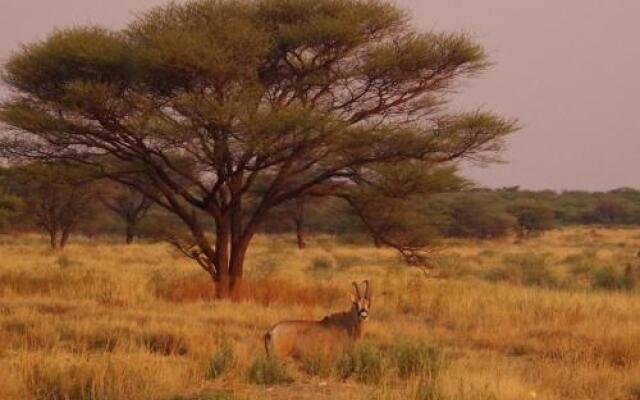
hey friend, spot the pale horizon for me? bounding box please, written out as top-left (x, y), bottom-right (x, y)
top-left (1, 0), bottom-right (639, 191)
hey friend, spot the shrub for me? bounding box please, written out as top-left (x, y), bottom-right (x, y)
top-left (300, 353), bottom-right (334, 377)
top-left (247, 355), bottom-right (293, 385)
top-left (502, 253), bottom-right (557, 288)
top-left (565, 249), bottom-right (600, 276)
top-left (337, 342), bottom-right (385, 384)
top-left (591, 266), bottom-right (635, 291)
top-left (207, 342), bottom-right (235, 379)
top-left (391, 340), bottom-right (443, 380)
top-left (309, 256), bottom-right (334, 271)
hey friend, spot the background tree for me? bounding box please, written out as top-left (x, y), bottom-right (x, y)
top-left (3, 163), bottom-right (98, 248)
top-left (267, 196), bottom-right (311, 249)
top-left (507, 199), bottom-right (556, 238)
top-left (339, 165), bottom-right (466, 264)
top-left (444, 192), bottom-right (516, 239)
top-left (0, 0), bottom-right (516, 297)
top-left (592, 198), bottom-right (628, 225)
top-left (100, 181), bottom-right (153, 244)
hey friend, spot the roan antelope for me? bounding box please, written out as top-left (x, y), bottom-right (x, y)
top-left (264, 280), bottom-right (372, 360)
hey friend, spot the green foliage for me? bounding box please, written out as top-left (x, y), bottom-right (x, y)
top-left (442, 192), bottom-right (516, 239)
top-left (508, 199), bottom-right (555, 237)
top-left (206, 342), bottom-right (235, 379)
top-left (247, 355), bottom-right (293, 385)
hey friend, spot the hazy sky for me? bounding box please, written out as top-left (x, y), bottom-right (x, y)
top-left (1, 0), bottom-right (639, 191)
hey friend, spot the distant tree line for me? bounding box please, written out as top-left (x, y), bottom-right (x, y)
top-left (262, 186), bottom-right (640, 241)
top-left (1, 162), bottom-right (638, 249)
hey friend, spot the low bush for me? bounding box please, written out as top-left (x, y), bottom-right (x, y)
top-left (502, 253), bottom-right (558, 288)
top-left (309, 256), bottom-right (334, 272)
top-left (247, 355), bottom-right (293, 385)
top-left (207, 342), bottom-right (235, 379)
top-left (337, 341), bottom-right (385, 384)
top-left (591, 266), bottom-right (635, 291)
top-left (300, 352), bottom-right (334, 377)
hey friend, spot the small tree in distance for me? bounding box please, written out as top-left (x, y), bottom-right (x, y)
top-left (100, 181), bottom-right (153, 244)
top-left (508, 199), bottom-right (555, 238)
top-left (0, 0), bottom-right (517, 297)
top-left (3, 163), bottom-right (98, 249)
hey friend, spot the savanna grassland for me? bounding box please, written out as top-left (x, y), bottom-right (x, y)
top-left (0, 227), bottom-right (639, 400)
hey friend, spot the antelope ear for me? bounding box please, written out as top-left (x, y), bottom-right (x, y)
top-left (363, 280), bottom-right (372, 306)
top-left (349, 291), bottom-right (358, 303)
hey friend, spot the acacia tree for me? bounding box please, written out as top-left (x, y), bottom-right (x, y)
top-left (99, 181), bottom-right (153, 244)
top-left (507, 199), bottom-right (555, 238)
top-left (4, 163), bottom-right (97, 248)
top-left (0, 0), bottom-right (516, 297)
top-left (339, 165), bottom-right (466, 263)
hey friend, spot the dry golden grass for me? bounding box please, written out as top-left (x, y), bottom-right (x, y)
top-left (0, 227), bottom-right (639, 399)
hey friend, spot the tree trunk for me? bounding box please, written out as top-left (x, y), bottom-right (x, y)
top-left (212, 224), bottom-right (252, 300)
top-left (294, 217), bottom-right (305, 249)
top-left (49, 230), bottom-right (59, 249)
top-left (125, 220), bottom-right (136, 244)
top-left (60, 229), bottom-right (71, 249)
top-left (214, 265), bottom-right (245, 300)
top-left (215, 273), bottom-right (231, 299)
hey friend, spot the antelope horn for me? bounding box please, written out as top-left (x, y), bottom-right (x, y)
top-left (363, 280), bottom-right (370, 299)
top-left (352, 281), bottom-right (361, 299)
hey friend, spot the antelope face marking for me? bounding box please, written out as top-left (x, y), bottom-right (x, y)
top-left (351, 280), bottom-right (372, 321)
top-left (355, 299), bottom-right (370, 320)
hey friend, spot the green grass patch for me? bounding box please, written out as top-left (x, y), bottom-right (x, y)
top-left (247, 355), bottom-right (293, 385)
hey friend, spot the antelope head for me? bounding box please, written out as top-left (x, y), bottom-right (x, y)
top-left (351, 280), bottom-right (372, 321)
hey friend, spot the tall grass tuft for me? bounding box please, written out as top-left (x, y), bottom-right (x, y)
top-left (207, 341), bottom-right (235, 379)
top-left (488, 252), bottom-right (558, 288)
top-left (337, 341), bottom-right (385, 384)
top-left (591, 266), bottom-right (636, 291)
top-left (300, 352), bottom-right (335, 377)
top-left (415, 379), bottom-right (444, 400)
top-left (391, 339), bottom-right (443, 381)
top-left (247, 355), bottom-right (293, 385)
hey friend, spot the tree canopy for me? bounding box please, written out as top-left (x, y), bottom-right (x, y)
top-left (0, 0), bottom-right (516, 297)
